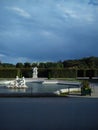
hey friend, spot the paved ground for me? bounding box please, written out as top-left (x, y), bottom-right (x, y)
top-left (90, 83), bottom-right (98, 97)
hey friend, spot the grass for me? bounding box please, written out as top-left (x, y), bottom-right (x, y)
top-left (59, 92), bottom-right (69, 96)
top-left (51, 78), bottom-right (80, 82)
top-left (0, 78), bottom-right (15, 81)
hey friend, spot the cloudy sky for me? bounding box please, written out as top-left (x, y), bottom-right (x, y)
top-left (0, 0), bottom-right (98, 64)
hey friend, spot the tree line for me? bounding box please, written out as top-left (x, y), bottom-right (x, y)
top-left (0, 56), bottom-right (98, 69)
top-left (0, 56), bottom-right (98, 78)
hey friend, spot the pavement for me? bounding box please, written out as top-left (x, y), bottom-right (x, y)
top-left (90, 83), bottom-right (98, 97)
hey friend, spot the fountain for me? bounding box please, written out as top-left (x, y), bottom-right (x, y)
top-left (7, 76), bottom-right (27, 88)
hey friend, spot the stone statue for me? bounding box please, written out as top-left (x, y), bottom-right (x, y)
top-left (16, 76), bottom-right (19, 81)
top-left (7, 76), bottom-right (27, 88)
top-left (32, 67), bottom-right (38, 78)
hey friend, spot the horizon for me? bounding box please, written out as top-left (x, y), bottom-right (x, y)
top-left (0, 56), bottom-right (98, 65)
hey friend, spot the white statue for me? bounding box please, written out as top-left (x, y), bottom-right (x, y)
top-left (19, 77), bottom-right (25, 87)
top-left (7, 76), bottom-right (27, 88)
top-left (32, 67), bottom-right (38, 78)
top-left (16, 76), bottom-right (19, 81)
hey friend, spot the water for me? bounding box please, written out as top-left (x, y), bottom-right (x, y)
top-left (0, 97), bottom-right (98, 130)
top-left (26, 82), bottom-right (71, 93)
top-left (0, 82), bottom-right (78, 94)
top-left (0, 82), bottom-right (98, 130)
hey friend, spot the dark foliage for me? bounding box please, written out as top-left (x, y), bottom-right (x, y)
top-left (0, 56), bottom-right (98, 78)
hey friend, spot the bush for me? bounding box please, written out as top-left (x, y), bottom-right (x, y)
top-left (81, 80), bottom-right (91, 96)
top-left (82, 80), bottom-right (89, 88)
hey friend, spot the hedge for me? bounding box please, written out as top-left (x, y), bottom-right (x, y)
top-left (21, 68), bottom-right (32, 78)
top-left (0, 68), bottom-right (98, 78)
top-left (0, 69), bottom-right (18, 78)
top-left (38, 68), bottom-right (77, 78)
top-left (77, 69), bottom-right (97, 78)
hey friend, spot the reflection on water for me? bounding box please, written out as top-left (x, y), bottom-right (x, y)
top-left (9, 88), bottom-right (26, 93)
top-left (0, 82), bottom-right (80, 94)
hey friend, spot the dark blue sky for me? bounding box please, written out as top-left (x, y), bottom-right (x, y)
top-left (0, 0), bottom-right (98, 63)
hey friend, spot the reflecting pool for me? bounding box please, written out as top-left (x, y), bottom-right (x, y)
top-left (0, 81), bottom-right (80, 94)
top-left (0, 81), bottom-right (98, 130)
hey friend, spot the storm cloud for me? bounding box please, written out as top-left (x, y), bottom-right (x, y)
top-left (0, 0), bottom-right (98, 63)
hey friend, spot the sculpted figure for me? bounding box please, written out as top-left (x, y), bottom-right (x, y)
top-left (32, 67), bottom-right (38, 78)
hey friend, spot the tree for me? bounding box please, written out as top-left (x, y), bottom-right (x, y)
top-left (38, 62), bottom-right (46, 68)
top-left (24, 62), bottom-right (31, 68)
top-left (56, 61), bottom-right (64, 68)
top-left (32, 63), bottom-right (38, 67)
top-left (16, 63), bottom-right (24, 68)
